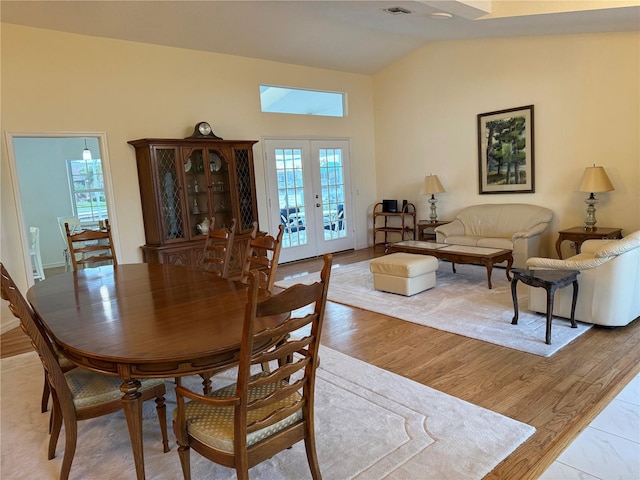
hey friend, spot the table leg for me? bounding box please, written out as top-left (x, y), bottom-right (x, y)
top-left (120, 379), bottom-right (146, 480)
top-left (484, 261), bottom-right (494, 289)
top-left (511, 277), bottom-right (519, 324)
top-left (200, 372), bottom-right (213, 395)
top-left (545, 286), bottom-right (556, 345)
top-left (555, 236), bottom-right (564, 259)
top-left (505, 256), bottom-right (513, 281)
top-left (569, 280), bottom-right (579, 328)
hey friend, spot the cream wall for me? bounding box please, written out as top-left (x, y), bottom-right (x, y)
top-left (373, 31), bottom-right (640, 257)
top-left (1, 24), bottom-right (376, 331)
top-left (2, 25), bottom-right (639, 332)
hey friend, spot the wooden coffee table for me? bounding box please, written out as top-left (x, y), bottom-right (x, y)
top-left (386, 240), bottom-right (513, 289)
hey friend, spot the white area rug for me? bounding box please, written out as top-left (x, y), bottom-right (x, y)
top-left (1, 349), bottom-right (534, 479)
top-left (277, 260), bottom-right (591, 357)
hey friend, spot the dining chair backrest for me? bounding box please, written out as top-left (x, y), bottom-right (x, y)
top-left (65, 219), bottom-right (117, 270)
top-left (57, 216), bottom-right (81, 271)
top-left (0, 262), bottom-right (77, 417)
top-left (57, 216), bottom-right (81, 239)
top-left (202, 218), bottom-right (236, 278)
top-left (239, 222), bottom-right (285, 292)
top-left (30, 226), bottom-right (46, 281)
top-left (173, 253), bottom-right (333, 480)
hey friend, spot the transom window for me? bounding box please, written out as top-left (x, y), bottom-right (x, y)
top-left (259, 85), bottom-right (345, 117)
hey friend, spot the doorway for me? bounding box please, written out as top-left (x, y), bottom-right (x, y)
top-left (5, 133), bottom-right (117, 282)
top-left (264, 139), bottom-right (354, 263)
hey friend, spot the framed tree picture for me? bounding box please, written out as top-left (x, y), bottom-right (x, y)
top-left (477, 105), bottom-right (535, 194)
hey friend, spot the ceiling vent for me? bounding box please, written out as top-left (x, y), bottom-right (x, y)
top-left (382, 6), bottom-right (412, 15)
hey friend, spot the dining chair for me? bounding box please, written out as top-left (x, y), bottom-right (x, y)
top-left (173, 253), bottom-right (333, 480)
top-left (239, 223), bottom-right (285, 292)
top-left (202, 218), bottom-right (236, 278)
top-left (0, 263), bottom-right (169, 480)
top-left (57, 216), bottom-right (81, 271)
top-left (29, 226), bottom-right (46, 281)
top-left (65, 219), bottom-right (117, 270)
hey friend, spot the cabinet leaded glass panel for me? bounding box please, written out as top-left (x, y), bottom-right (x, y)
top-left (157, 148), bottom-right (184, 240)
top-left (235, 148), bottom-right (255, 231)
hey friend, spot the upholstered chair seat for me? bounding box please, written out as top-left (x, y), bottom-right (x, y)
top-left (67, 370), bottom-right (165, 409)
top-left (175, 372), bottom-right (302, 453)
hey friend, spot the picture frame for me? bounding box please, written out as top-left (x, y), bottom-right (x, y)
top-left (477, 105), bottom-right (535, 194)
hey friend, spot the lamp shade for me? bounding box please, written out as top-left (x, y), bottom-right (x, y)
top-left (82, 138), bottom-right (92, 161)
top-left (420, 174), bottom-right (445, 195)
top-left (578, 166), bottom-right (614, 193)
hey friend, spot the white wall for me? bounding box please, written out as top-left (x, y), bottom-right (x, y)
top-left (373, 32), bottom-right (640, 257)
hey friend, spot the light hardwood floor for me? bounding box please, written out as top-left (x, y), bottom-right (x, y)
top-left (2, 247), bottom-right (639, 479)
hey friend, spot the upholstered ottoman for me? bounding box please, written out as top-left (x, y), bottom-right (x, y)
top-left (369, 253), bottom-right (438, 296)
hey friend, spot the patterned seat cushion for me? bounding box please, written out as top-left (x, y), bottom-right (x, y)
top-left (176, 373), bottom-right (303, 453)
top-left (57, 354), bottom-right (75, 370)
top-left (65, 369), bottom-right (165, 409)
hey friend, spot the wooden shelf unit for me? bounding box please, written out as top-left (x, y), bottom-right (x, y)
top-left (372, 202), bottom-right (416, 248)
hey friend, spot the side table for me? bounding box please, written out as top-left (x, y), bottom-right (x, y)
top-left (417, 220), bottom-right (449, 241)
top-left (555, 226), bottom-right (622, 259)
top-left (511, 268), bottom-right (579, 345)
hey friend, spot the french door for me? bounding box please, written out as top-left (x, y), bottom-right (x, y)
top-left (264, 139), bottom-right (354, 263)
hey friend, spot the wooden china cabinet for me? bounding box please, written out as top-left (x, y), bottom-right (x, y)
top-left (128, 137), bottom-right (259, 276)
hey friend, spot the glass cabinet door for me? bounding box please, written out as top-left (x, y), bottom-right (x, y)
top-left (155, 147), bottom-right (186, 243)
top-left (208, 149), bottom-right (233, 230)
top-left (234, 147), bottom-right (257, 232)
top-left (183, 148), bottom-right (209, 238)
top-left (182, 147), bottom-right (234, 237)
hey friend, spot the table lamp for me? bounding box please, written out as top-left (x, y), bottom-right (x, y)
top-left (420, 174), bottom-right (445, 222)
top-left (577, 165), bottom-right (614, 230)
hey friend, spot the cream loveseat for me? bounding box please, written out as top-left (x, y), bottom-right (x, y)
top-left (526, 230), bottom-right (640, 327)
top-left (435, 203), bottom-right (553, 269)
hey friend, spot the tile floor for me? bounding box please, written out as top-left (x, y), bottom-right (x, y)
top-left (540, 374), bottom-right (640, 479)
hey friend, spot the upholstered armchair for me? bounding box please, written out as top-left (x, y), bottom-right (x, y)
top-left (526, 230), bottom-right (640, 327)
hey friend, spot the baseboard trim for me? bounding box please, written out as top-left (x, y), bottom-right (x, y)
top-left (1, 318), bottom-right (20, 335)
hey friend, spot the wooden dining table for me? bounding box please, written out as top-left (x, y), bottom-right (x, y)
top-left (26, 263), bottom-right (285, 480)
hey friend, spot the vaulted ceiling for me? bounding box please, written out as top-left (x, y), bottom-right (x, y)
top-left (2, 1), bottom-right (639, 74)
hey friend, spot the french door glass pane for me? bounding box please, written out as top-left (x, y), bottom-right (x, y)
top-left (320, 148), bottom-right (346, 240)
top-left (276, 148), bottom-right (307, 248)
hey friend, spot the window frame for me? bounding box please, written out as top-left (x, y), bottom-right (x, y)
top-left (66, 157), bottom-right (108, 225)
